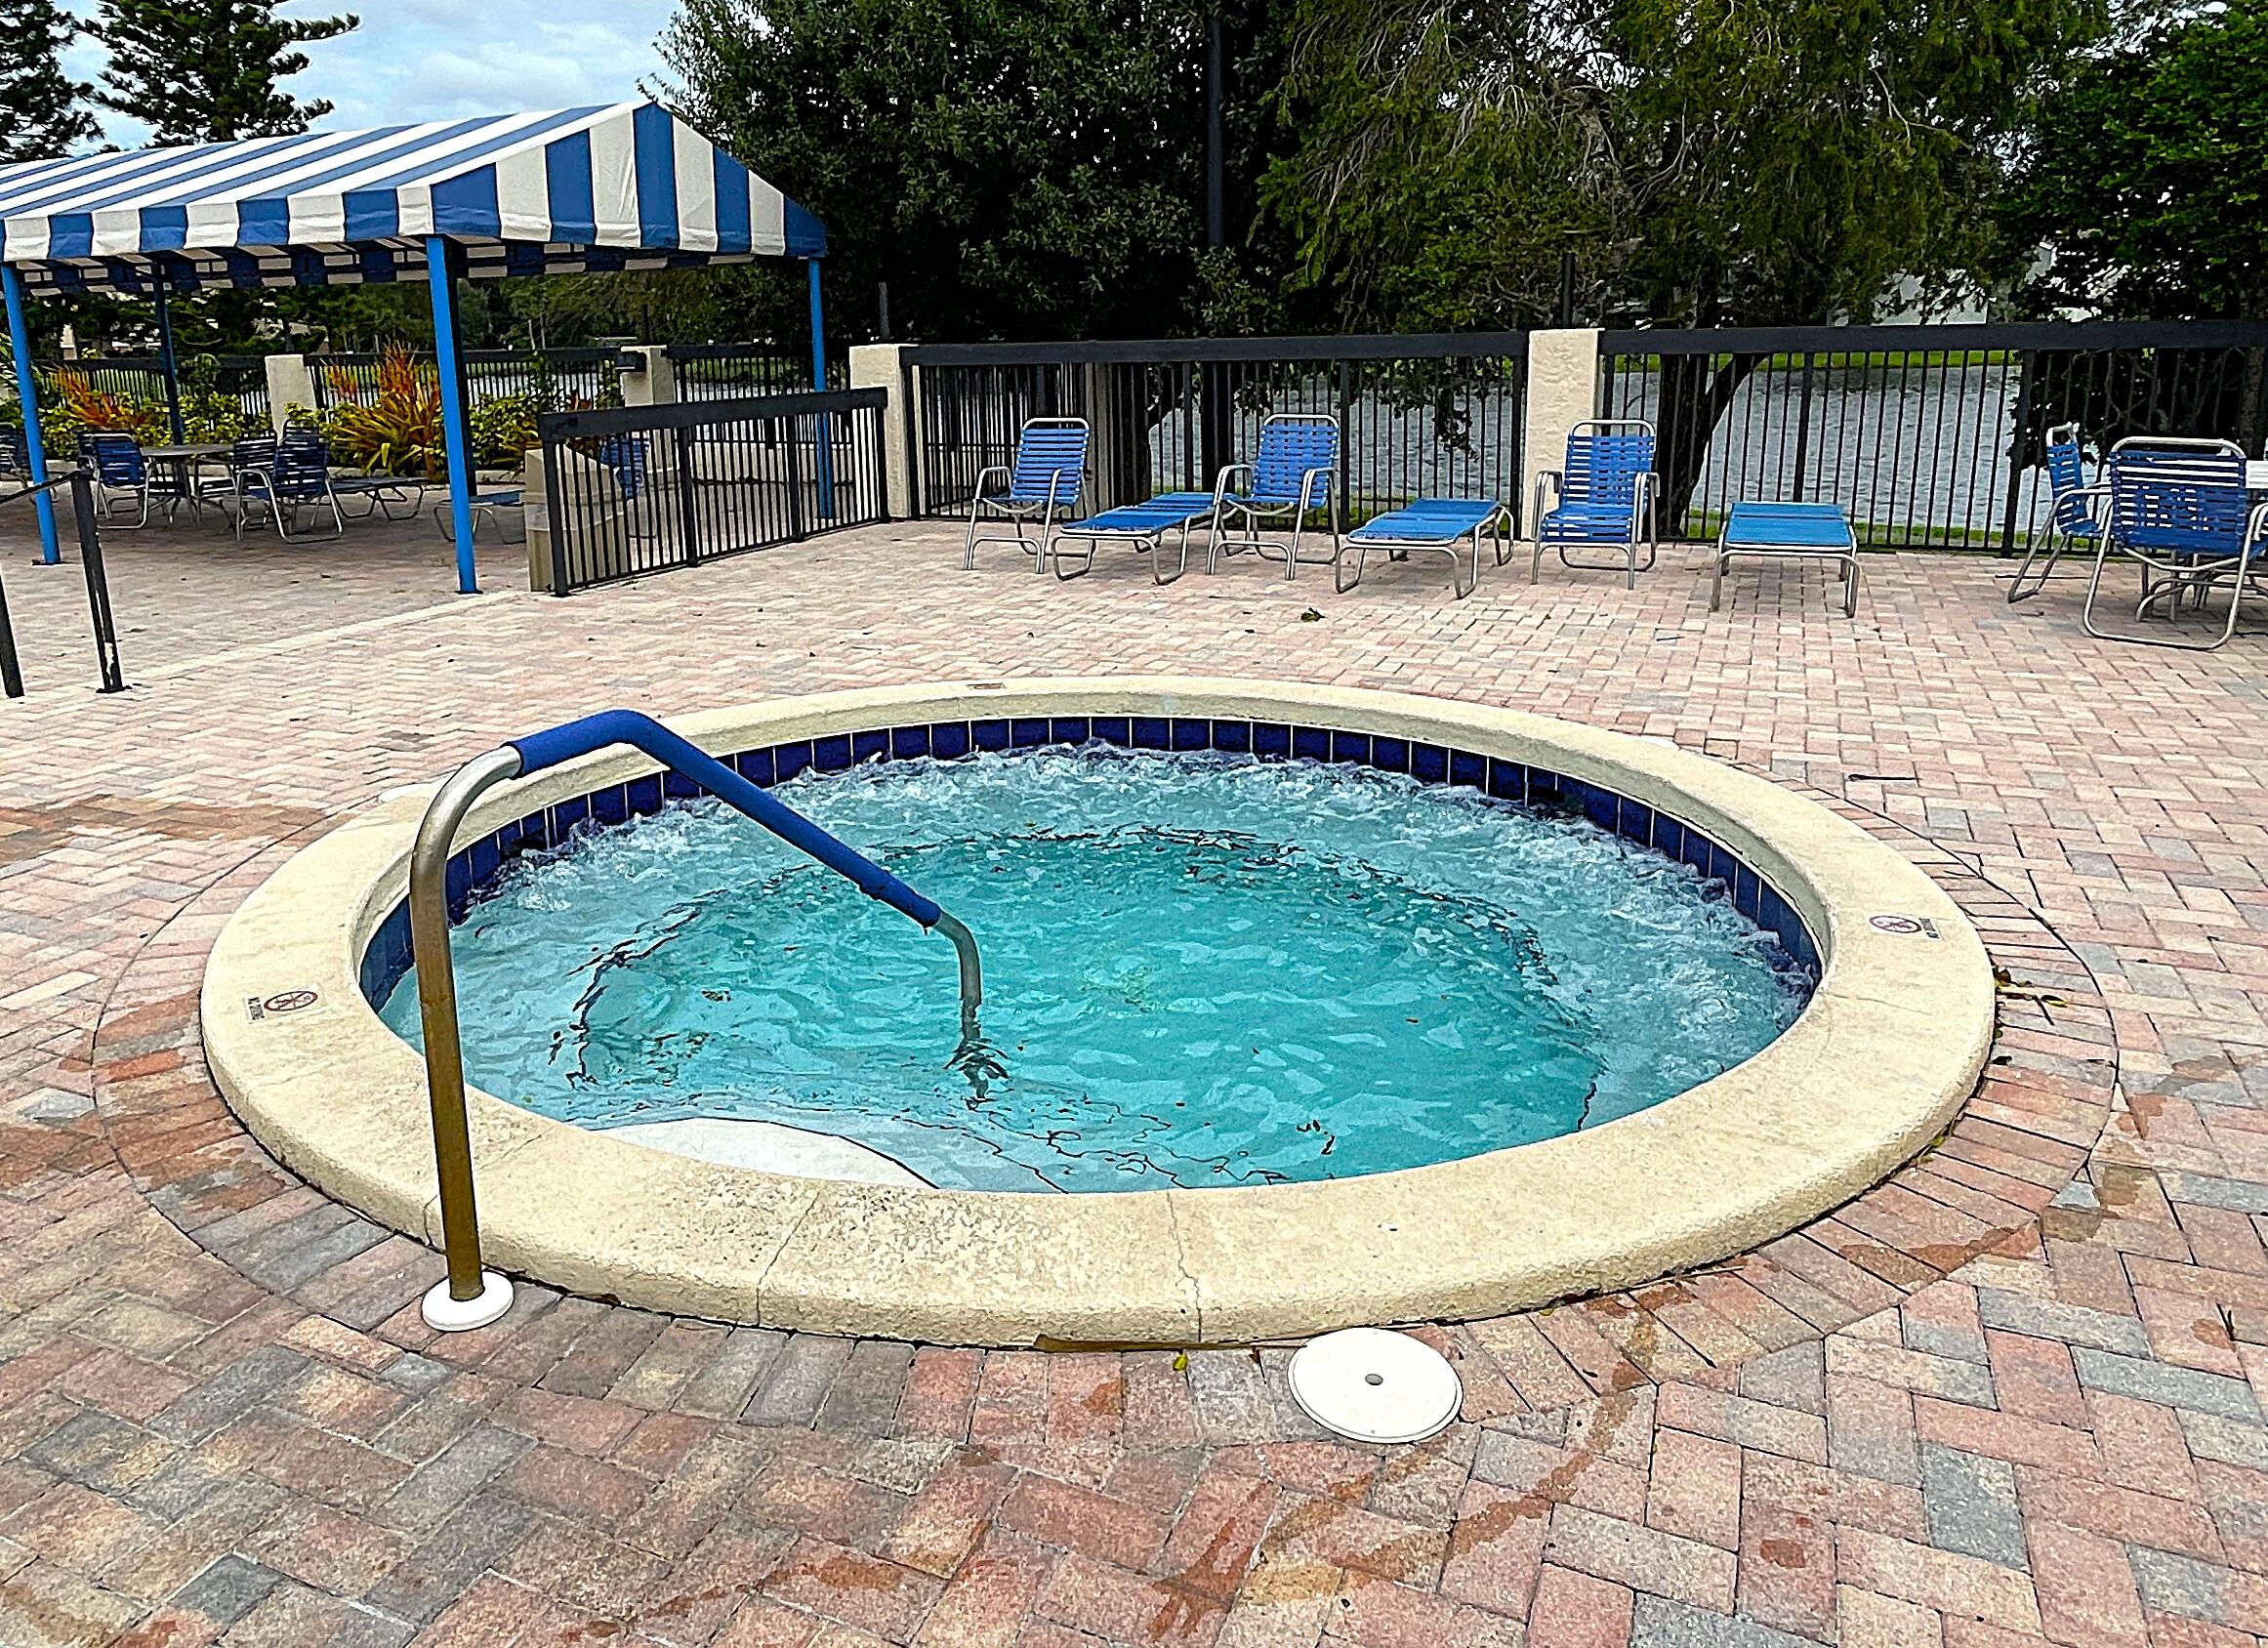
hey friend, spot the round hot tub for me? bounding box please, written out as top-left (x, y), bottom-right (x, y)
top-left (203, 679), bottom-right (1992, 1344)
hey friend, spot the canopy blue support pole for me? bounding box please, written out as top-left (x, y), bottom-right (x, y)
top-left (807, 257), bottom-right (835, 521)
top-left (2, 268), bottom-right (61, 565)
top-left (425, 236), bottom-right (479, 594)
top-left (152, 273), bottom-right (186, 444)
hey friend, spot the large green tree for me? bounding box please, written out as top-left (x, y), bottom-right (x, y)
top-left (1266, 0), bottom-right (2105, 507)
top-left (0, 0), bottom-right (99, 163)
top-left (90, 0), bottom-right (356, 144)
top-left (1998, 0), bottom-right (2268, 449)
top-left (2004, 0), bottom-right (2268, 320)
top-left (660, 0), bottom-right (1287, 342)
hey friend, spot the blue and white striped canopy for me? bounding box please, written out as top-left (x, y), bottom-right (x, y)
top-left (0, 103), bottom-right (827, 296)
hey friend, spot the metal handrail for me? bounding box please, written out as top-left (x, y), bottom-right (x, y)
top-left (406, 709), bottom-right (982, 1331)
top-left (0, 465), bottom-right (124, 699)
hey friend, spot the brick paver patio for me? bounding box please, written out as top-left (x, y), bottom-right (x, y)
top-left (3, 510), bottom-right (2266, 1647)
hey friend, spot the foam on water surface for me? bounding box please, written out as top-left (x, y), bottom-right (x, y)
top-left (380, 746), bottom-right (1810, 1191)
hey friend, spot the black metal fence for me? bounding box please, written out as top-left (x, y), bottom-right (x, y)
top-left (1595, 321), bottom-right (2268, 550)
top-left (310, 348), bottom-right (624, 411)
top-left (900, 337), bottom-right (1529, 526)
top-left (897, 321), bottom-right (2268, 553)
top-left (665, 344), bottom-right (843, 400)
top-left (37, 353), bottom-right (269, 419)
top-left (535, 389), bottom-right (889, 595)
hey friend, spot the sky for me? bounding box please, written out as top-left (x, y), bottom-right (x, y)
top-left (60, 0), bottom-right (678, 148)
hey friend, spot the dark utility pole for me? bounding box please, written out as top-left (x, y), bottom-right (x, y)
top-left (1205, 14), bottom-right (1225, 249)
top-left (1200, 8), bottom-right (1230, 476)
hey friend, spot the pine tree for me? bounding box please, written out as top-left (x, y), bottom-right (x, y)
top-left (90, 0), bottom-right (358, 144)
top-left (0, 0), bottom-right (100, 163)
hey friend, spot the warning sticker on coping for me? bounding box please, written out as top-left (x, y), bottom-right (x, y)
top-left (1868, 914), bottom-right (1941, 939)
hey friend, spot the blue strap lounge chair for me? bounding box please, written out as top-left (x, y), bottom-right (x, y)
top-left (275, 427), bottom-right (429, 524)
top-left (1531, 419), bottom-right (1659, 589)
top-left (328, 470), bottom-right (430, 520)
top-left (1711, 501), bottom-right (1861, 616)
top-left (964, 417), bottom-right (1090, 574)
top-left (433, 489), bottom-right (526, 546)
top-left (1337, 498), bottom-right (1507, 599)
top-left (1208, 414), bottom-right (1341, 580)
top-left (2007, 423), bottom-right (2107, 604)
top-left (1051, 492), bottom-right (1217, 585)
top-left (2082, 437), bottom-right (2267, 651)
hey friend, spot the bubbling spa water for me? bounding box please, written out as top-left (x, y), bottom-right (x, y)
top-left (380, 746), bottom-right (1810, 1191)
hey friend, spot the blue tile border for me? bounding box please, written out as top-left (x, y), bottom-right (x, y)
top-left (358, 718), bottom-right (1823, 1008)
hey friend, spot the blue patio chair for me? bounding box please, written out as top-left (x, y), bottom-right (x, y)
top-left (1207, 413), bottom-right (1341, 580)
top-left (80, 433), bottom-right (159, 528)
top-left (209, 435), bottom-right (278, 541)
top-left (328, 468), bottom-right (429, 520)
top-left (1337, 498), bottom-right (1508, 599)
top-left (0, 428), bottom-right (28, 482)
top-left (2082, 437), bottom-right (2267, 651)
top-left (598, 433), bottom-right (649, 503)
top-left (964, 417), bottom-right (1089, 573)
top-left (1529, 419), bottom-right (1659, 589)
top-left (2007, 423), bottom-right (2107, 604)
top-left (238, 432), bottom-right (344, 540)
top-left (1051, 492), bottom-right (1218, 585)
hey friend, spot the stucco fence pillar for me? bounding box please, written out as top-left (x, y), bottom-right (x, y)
top-left (264, 353), bottom-right (317, 433)
top-left (1520, 328), bottom-right (1601, 542)
top-left (849, 344), bottom-right (917, 519)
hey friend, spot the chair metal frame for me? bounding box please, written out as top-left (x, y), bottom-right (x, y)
top-left (1337, 499), bottom-right (1506, 599)
top-left (2082, 436), bottom-right (2267, 651)
top-left (433, 490), bottom-right (525, 545)
top-left (963, 417), bottom-right (1090, 574)
top-left (1711, 500), bottom-right (1862, 617)
top-left (331, 473), bottom-right (431, 521)
top-left (2007, 422), bottom-right (2108, 603)
top-left (208, 435), bottom-right (279, 541)
top-left (1528, 418), bottom-right (1660, 590)
top-left (1206, 413), bottom-right (1342, 581)
top-left (1051, 492), bottom-right (1217, 586)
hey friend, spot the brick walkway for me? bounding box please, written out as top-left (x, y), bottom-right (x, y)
top-left (4, 517), bottom-right (2266, 1647)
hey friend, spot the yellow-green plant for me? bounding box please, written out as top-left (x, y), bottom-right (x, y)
top-left (318, 351), bottom-right (535, 475)
top-left (321, 349), bottom-right (444, 475)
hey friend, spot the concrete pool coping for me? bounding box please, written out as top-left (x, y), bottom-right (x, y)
top-left (199, 678), bottom-right (1995, 1346)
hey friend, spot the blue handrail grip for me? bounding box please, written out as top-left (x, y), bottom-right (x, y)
top-left (507, 709), bottom-right (944, 929)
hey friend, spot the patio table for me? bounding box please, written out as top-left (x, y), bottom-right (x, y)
top-left (142, 442), bottom-right (234, 521)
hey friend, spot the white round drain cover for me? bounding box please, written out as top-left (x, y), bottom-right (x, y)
top-left (1288, 1328), bottom-right (1463, 1444)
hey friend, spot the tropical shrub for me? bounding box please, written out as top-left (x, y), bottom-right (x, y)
top-left (316, 350), bottom-right (536, 475)
top-left (39, 370), bottom-right (165, 452)
top-left (181, 390), bottom-right (261, 445)
top-left (321, 349), bottom-right (446, 476)
top-left (471, 394), bottom-right (538, 469)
